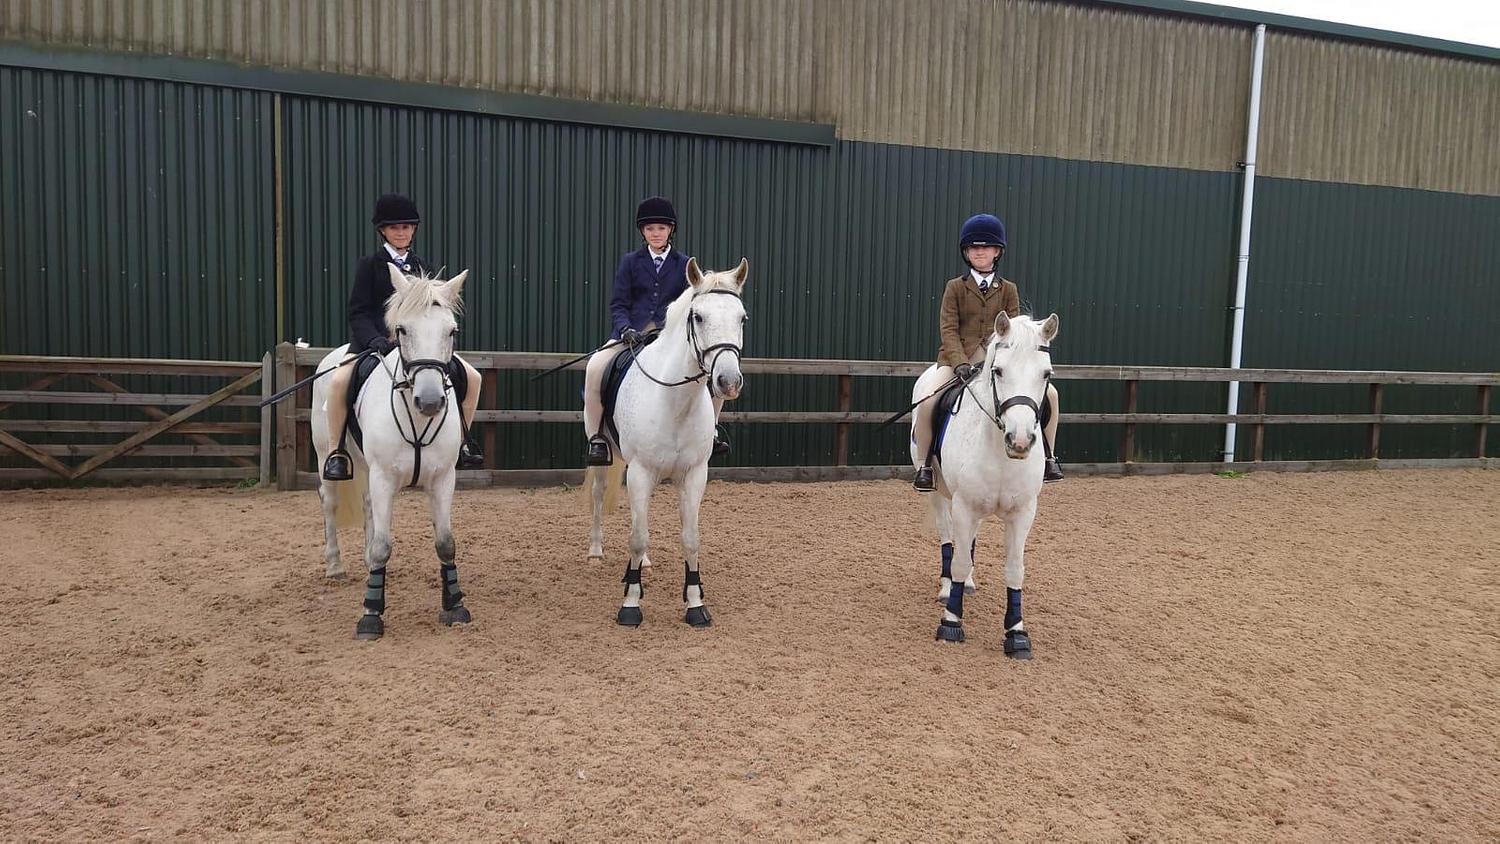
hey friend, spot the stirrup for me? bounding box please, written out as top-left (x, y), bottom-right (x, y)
top-left (322, 449), bottom-right (353, 482)
top-left (457, 437), bottom-right (484, 469)
top-left (586, 435), bottom-right (613, 467)
top-left (913, 465), bottom-right (935, 492)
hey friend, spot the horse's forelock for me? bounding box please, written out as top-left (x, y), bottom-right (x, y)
top-left (663, 269), bottom-right (741, 331)
top-left (383, 273), bottom-right (460, 329)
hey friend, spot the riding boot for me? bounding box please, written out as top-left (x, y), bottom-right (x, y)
top-left (456, 412), bottom-right (484, 469)
top-left (1042, 430), bottom-right (1064, 483)
top-left (586, 434), bottom-right (613, 466)
top-left (323, 424), bottom-right (354, 482)
top-left (913, 456), bottom-right (936, 493)
top-left (711, 425), bottom-right (731, 458)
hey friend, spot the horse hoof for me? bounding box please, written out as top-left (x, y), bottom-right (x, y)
top-left (684, 606), bottom-right (713, 628)
top-left (935, 621), bottom-right (965, 643)
top-left (1004, 631), bottom-right (1033, 660)
top-left (326, 570), bottom-right (348, 581)
top-left (617, 606), bottom-right (643, 627)
top-left (964, 581), bottom-right (977, 595)
top-left (354, 614), bottom-right (384, 640)
top-left (439, 606), bottom-right (472, 626)
top-left (587, 553), bottom-right (604, 564)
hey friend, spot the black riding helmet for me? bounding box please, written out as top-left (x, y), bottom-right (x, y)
top-left (635, 196), bottom-right (677, 229)
top-left (372, 193), bottom-right (421, 227)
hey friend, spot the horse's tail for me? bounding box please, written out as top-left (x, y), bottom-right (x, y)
top-left (334, 469), bottom-right (367, 530)
top-left (581, 460), bottom-right (627, 513)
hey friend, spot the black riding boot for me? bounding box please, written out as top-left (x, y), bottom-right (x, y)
top-left (586, 434), bottom-right (613, 466)
top-left (913, 457), bottom-right (935, 492)
top-left (323, 425), bottom-right (354, 482)
top-left (1042, 431), bottom-right (1063, 482)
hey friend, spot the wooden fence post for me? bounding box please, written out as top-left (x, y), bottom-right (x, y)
top-left (1252, 382), bottom-right (1267, 462)
top-left (482, 364), bottom-right (498, 469)
top-left (276, 343), bottom-right (298, 490)
top-left (1477, 385), bottom-right (1492, 459)
top-left (834, 374), bottom-right (853, 466)
top-left (1121, 380), bottom-right (1138, 463)
top-left (1368, 383), bottom-right (1384, 459)
top-left (260, 351), bottom-right (273, 487)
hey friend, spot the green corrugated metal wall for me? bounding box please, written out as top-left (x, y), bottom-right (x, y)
top-left (0, 66), bottom-right (275, 359)
top-left (4, 64), bottom-right (1498, 469)
top-left (1237, 177), bottom-right (1500, 460)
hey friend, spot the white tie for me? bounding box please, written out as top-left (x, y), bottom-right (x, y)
top-left (654, 256), bottom-right (664, 273)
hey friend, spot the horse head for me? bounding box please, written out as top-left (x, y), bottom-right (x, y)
top-left (684, 257), bottom-right (749, 401)
top-left (384, 265), bottom-right (468, 417)
top-left (984, 312), bottom-right (1059, 459)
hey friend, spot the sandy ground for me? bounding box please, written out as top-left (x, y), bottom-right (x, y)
top-left (1, 470), bottom-right (1496, 840)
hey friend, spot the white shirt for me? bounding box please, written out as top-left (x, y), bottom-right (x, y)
top-left (384, 242), bottom-right (411, 265)
top-left (970, 268), bottom-right (996, 290)
top-left (649, 245), bottom-right (671, 262)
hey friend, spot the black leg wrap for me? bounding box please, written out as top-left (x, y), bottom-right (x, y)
top-left (621, 562), bottom-right (643, 598)
top-left (362, 567), bottom-right (387, 615)
top-left (944, 583), bottom-right (965, 620)
top-left (1005, 588), bottom-right (1023, 632)
top-left (940, 542), bottom-right (954, 581)
top-left (681, 562), bottom-right (705, 602)
top-left (440, 563), bottom-right (465, 611)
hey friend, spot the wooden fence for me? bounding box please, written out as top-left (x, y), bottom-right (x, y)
top-left (1, 349), bottom-right (1492, 487)
top-left (0, 354), bottom-right (269, 483)
top-left (271, 344), bottom-right (1497, 490)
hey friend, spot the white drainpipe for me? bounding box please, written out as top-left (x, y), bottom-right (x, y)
top-left (1225, 23), bottom-right (1267, 463)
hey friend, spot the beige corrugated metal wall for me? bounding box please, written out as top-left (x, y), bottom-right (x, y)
top-left (6, 1), bottom-right (1496, 193)
top-left (1259, 32), bottom-right (1500, 195)
top-left (2, 0), bottom-right (1251, 171)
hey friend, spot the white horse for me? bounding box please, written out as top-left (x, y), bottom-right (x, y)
top-left (311, 265), bottom-right (472, 641)
top-left (585, 258), bottom-right (748, 628)
top-left (910, 312), bottom-right (1059, 659)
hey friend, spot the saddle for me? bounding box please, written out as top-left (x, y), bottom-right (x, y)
top-left (601, 333), bottom-right (659, 443)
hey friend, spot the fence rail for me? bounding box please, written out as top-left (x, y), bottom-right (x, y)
top-left (2, 349), bottom-right (1494, 487)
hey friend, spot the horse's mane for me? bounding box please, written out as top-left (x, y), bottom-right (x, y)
top-left (984, 314), bottom-right (1046, 360)
top-left (383, 272), bottom-right (463, 329)
top-left (662, 268), bottom-right (740, 332)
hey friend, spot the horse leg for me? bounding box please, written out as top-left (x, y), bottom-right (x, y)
top-left (932, 494), bottom-right (955, 603)
top-left (588, 466), bottom-right (606, 562)
top-left (430, 470), bottom-right (470, 627)
top-left (616, 464), bottom-right (656, 627)
top-left (678, 462), bottom-right (711, 627)
top-left (1000, 499), bottom-right (1037, 660)
top-left (355, 472), bottom-right (397, 641)
top-left (936, 502), bottom-right (978, 643)
top-left (319, 479), bottom-right (344, 578)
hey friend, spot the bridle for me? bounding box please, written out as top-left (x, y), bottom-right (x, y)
top-left (628, 288), bottom-right (744, 396)
top-left (963, 341), bottom-right (1052, 434)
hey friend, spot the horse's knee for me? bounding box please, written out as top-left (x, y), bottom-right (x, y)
top-left (435, 533), bottom-right (456, 564)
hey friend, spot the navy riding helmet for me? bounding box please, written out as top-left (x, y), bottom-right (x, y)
top-left (635, 196), bottom-right (677, 229)
top-left (372, 193), bottom-right (421, 227)
top-left (959, 213), bottom-right (1006, 249)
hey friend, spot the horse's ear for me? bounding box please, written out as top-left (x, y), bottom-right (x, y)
top-left (386, 263), bottom-right (411, 295)
top-left (685, 257), bottom-right (704, 290)
top-left (1040, 312), bottom-right (1060, 342)
top-left (993, 311), bottom-right (1012, 339)
top-left (732, 257), bottom-right (749, 288)
top-left (441, 270), bottom-right (469, 306)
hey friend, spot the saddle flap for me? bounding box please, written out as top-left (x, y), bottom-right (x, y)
top-left (930, 380), bottom-right (965, 460)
